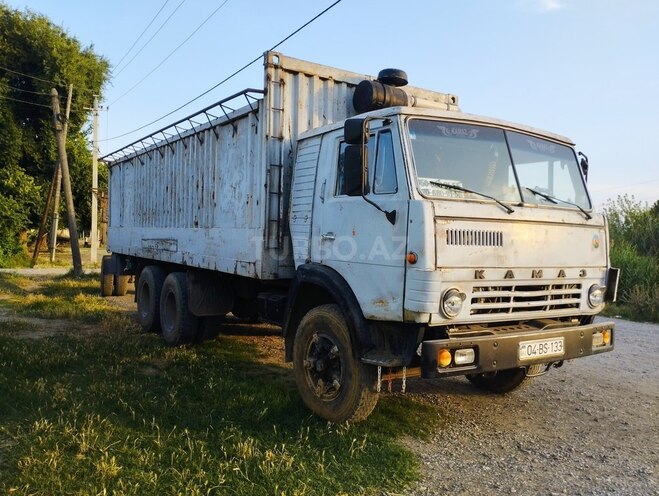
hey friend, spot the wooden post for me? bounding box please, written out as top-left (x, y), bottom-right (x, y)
top-left (30, 166), bottom-right (57, 266)
top-left (50, 88), bottom-right (83, 276)
top-left (49, 84), bottom-right (73, 262)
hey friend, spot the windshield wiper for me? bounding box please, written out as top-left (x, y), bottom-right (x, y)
top-left (525, 187), bottom-right (592, 220)
top-left (429, 180), bottom-right (514, 214)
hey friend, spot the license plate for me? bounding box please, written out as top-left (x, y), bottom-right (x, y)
top-left (518, 337), bottom-right (565, 361)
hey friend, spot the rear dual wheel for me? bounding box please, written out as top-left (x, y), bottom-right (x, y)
top-left (160, 272), bottom-right (199, 346)
top-left (137, 267), bottom-right (219, 345)
top-left (113, 275), bottom-right (130, 296)
top-left (137, 265), bottom-right (166, 333)
top-left (100, 255), bottom-right (130, 296)
top-left (100, 256), bottom-right (114, 297)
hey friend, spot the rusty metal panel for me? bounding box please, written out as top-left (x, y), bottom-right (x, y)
top-left (106, 52), bottom-right (460, 280)
top-left (108, 103), bottom-right (269, 278)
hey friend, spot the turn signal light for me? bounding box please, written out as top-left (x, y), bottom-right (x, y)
top-left (407, 252), bottom-right (418, 264)
top-left (438, 349), bottom-right (452, 368)
top-left (592, 330), bottom-right (612, 348)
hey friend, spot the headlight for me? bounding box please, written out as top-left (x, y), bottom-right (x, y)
top-left (442, 288), bottom-right (466, 318)
top-left (588, 284), bottom-right (606, 308)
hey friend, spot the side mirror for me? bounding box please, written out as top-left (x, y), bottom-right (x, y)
top-left (344, 118), bottom-right (369, 145)
top-left (344, 145), bottom-right (368, 196)
top-left (578, 151), bottom-right (589, 181)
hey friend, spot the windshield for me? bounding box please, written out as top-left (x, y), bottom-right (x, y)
top-left (507, 131), bottom-right (590, 209)
top-left (408, 119), bottom-right (591, 210)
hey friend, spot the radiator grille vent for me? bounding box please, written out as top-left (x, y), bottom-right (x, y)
top-left (470, 284), bottom-right (582, 315)
top-left (446, 229), bottom-right (503, 247)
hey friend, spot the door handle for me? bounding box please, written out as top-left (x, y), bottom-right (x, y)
top-left (320, 232), bottom-right (336, 241)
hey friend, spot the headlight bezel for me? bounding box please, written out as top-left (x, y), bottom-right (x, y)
top-left (441, 288), bottom-right (466, 318)
top-left (587, 284), bottom-right (607, 308)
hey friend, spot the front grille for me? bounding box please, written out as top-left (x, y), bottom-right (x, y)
top-left (446, 229), bottom-right (503, 247)
top-left (470, 283), bottom-right (581, 315)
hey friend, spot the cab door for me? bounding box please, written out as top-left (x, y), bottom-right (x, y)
top-left (311, 121), bottom-right (409, 321)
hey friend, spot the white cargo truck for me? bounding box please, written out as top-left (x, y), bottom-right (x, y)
top-left (101, 52), bottom-right (619, 422)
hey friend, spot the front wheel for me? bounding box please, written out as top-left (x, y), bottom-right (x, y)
top-left (293, 304), bottom-right (378, 423)
top-left (466, 367), bottom-right (528, 393)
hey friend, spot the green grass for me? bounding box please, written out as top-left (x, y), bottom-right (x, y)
top-left (0, 274), bottom-right (445, 495)
top-left (0, 273), bottom-right (117, 324)
top-left (1, 242), bottom-right (103, 269)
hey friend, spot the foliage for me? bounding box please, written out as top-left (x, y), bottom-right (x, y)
top-left (604, 195), bottom-right (659, 258)
top-left (0, 274), bottom-right (444, 495)
top-left (0, 5), bottom-right (110, 263)
top-left (0, 165), bottom-right (41, 264)
top-left (603, 195), bottom-right (659, 322)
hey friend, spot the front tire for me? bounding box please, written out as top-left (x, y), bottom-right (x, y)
top-left (466, 367), bottom-right (528, 393)
top-left (293, 304), bottom-right (378, 423)
top-left (160, 272), bottom-right (199, 346)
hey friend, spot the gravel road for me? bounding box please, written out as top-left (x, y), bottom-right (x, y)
top-left (402, 317), bottom-right (658, 496)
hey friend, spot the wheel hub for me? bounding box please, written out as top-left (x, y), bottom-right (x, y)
top-left (304, 332), bottom-right (342, 401)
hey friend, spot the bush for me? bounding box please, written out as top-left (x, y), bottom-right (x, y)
top-left (604, 195), bottom-right (659, 322)
top-left (604, 195), bottom-right (659, 257)
top-left (622, 285), bottom-right (659, 322)
top-left (0, 165), bottom-right (41, 267)
top-left (610, 241), bottom-right (659, 293)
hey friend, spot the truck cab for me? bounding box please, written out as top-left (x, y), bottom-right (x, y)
top-left (287, 103), bottom-right (617, 420)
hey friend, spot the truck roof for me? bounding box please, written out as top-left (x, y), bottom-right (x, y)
top-left (297, 106), bottom-right (575, 146)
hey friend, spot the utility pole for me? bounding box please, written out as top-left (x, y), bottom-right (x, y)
top-left (49, 84), bottom-right (73, 262)
top-left (90, 95), bottom-right (99, 265)
top-left (50, 88), bottom-right (83, 276)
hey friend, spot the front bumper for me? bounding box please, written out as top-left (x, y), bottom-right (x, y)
top-left (420, 320), bottom-right (614, 378)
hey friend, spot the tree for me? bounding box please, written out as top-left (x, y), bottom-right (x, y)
top-left (0, 4), bottom-right (110, 263)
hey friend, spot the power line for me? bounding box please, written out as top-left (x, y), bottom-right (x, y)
top-left (112, 0), bottom-right (188, 78)
top-left (102, 0), bottom-right (343, 143)
top-left (0, 82), bottom-right (55, 97)
top-left (0, 65), bottom-right (61, 86)
top-left (0, 83), bottom-right (69, 105)
top-left (110, 0), bottom-right (231, 106)
top-left (113, 0), bottom-right (171, 71)
top-left (0, 93), bottom-right (52, 108)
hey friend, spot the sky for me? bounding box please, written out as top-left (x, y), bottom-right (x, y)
top-left (3, 0), bottom-right (658, 209)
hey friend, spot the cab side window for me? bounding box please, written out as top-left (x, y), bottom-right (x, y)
top-left (373, 130), bottom-right (397, 194)
top-left (335, 130), bottom-right (397, 196)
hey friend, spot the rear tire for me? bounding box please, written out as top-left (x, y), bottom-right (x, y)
top-left (113, 275), bottom-right (130, 296)
top-left (100, 256), bottom-right (114, 297)
top-left (137, 265), bottom-right (166, 333)
top-left (466, 368), bottom-right (528, 393)
top-left (160, 272), bottom-right (199, 346)
top-left (293, 304), bottom-right (378, 423)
